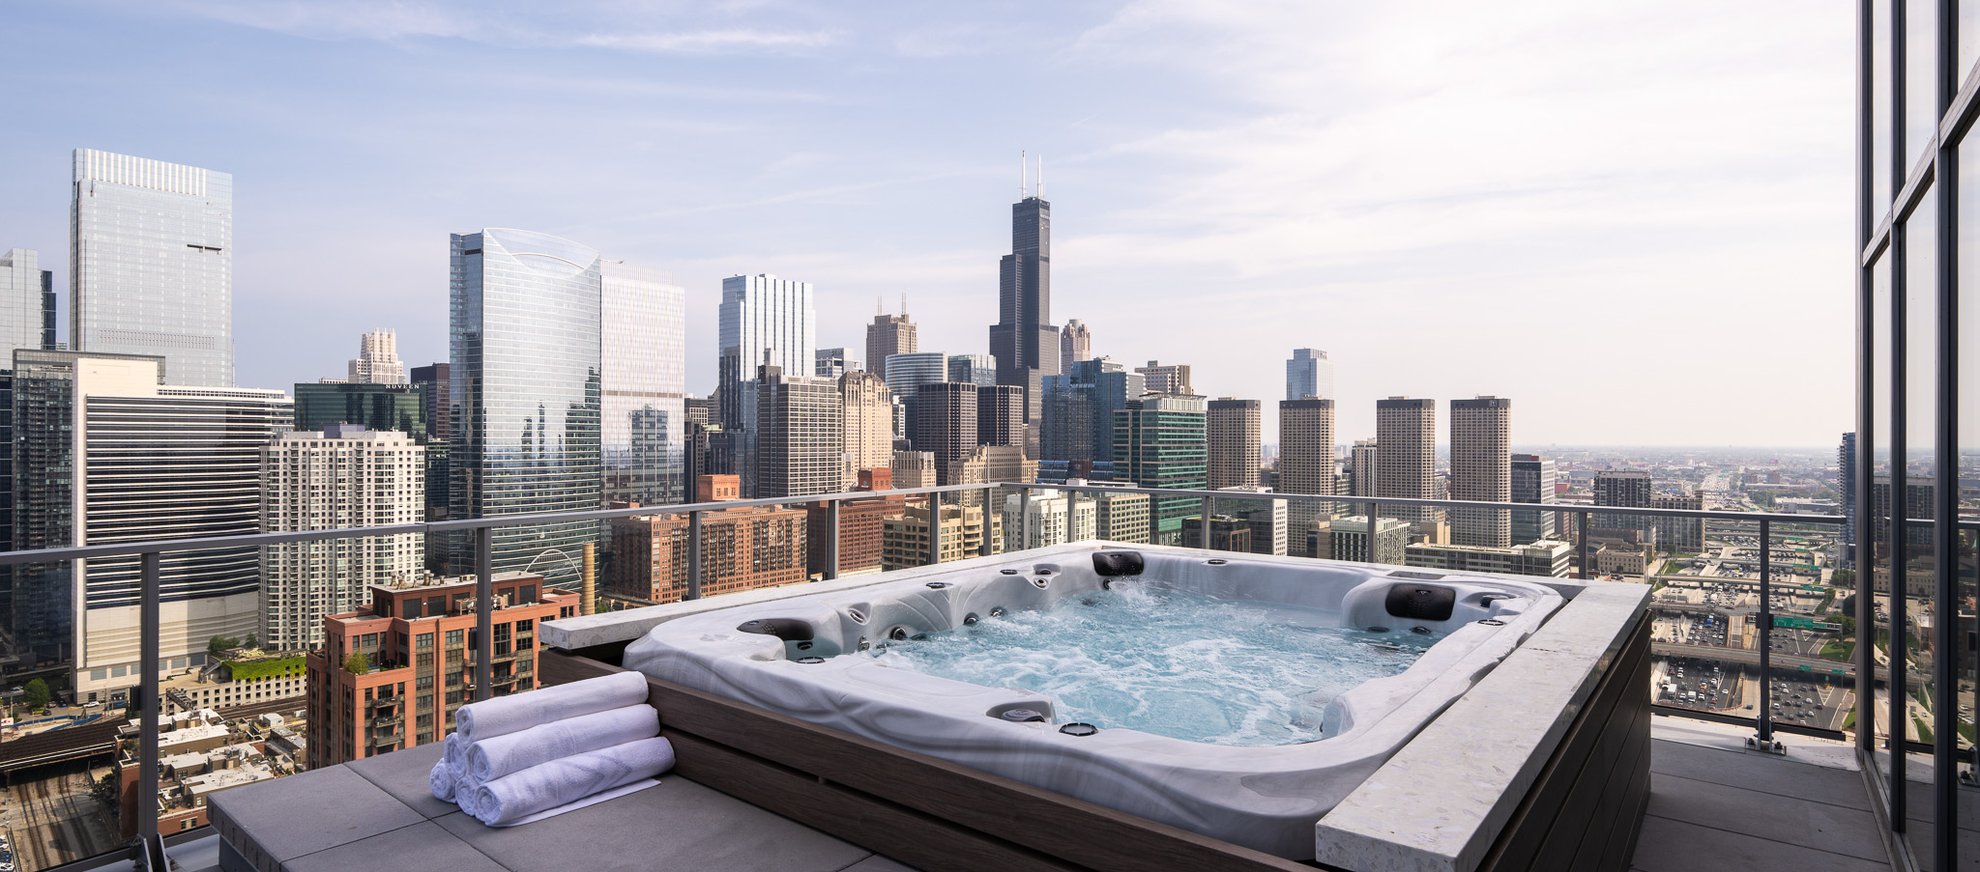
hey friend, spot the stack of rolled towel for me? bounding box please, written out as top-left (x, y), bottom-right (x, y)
top-left (427, 671), bottom-right (674, 827)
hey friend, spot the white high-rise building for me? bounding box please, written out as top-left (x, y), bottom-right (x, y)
top-left (64, 357), bottom-right (290, 701)
top-left (0, 248), bottom-right (54, 353)
top-left (717, 274), bottom-right (815, 495)
top-left (840, 371), bottom-right (895, 488)
top-left (1002, 489), bottom-right (1097, 552)
top-left (260, 425), bottom-right (424, 651)
top-left (1376, 397), bottom-right (1441, 538)
top-left (346, 330), bottom-right (407, 384)
top-left (1286, 348), bottom-right (1334, 401)
top-left (1278, 398), bottom-right (1336, 556)
top-left (1449, 396), bottom-right (1512, 548)
top-left (602, 262), bottom-right (686, 506)
top-left (1059, 319), bottom-right (1091, 369)
top-left (71, 149), bottom-right (235, 385)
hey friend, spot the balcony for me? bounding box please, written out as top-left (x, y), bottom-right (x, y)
top-left (6, 481), bottom-right (1966, 872)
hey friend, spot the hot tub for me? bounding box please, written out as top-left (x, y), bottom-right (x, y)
top-left (622, 545), bottom-right (1563, 859)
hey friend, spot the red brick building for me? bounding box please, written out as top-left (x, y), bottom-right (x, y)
top-left (805, 468), bottom-right (902, 577)
top-left (609, 476), bottom-right (809, 605)
top-left (305, 572), bottom-right (576, 768)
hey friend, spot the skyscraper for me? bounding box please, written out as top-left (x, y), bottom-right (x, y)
top-left (69, 358), bottom-right (290, 702)
top-left (293, 381), bottom-right (425, 436)
top-left (883, 351), bottom-right (948, 401)
top-left (448, 229), bottom-right (602, 589)
top-left (717, 274), bottom-right (816, 494)
top-left (0, 249), bottom-right (55, 353)
top-left (753, 363), bottom-right (843, 499)
top-left (1060, 319), bottom-right (1091, 367)
top-left (410, 363), bottom-right (451, 525)
top-left (840, 371), bottom-right (894, 489)
top-left (601, 262), bottom-right (686, 506)
top-left (1278, 398), bottom-right (1337, 556)
top-left (1510, 453), bottom-right (1559, 543)
top-left (1114, 395), bottom-right (1207, 545)
top-left (1375, 397), bottom-right (1440, 537)
top-left (346, 330), bottom-right (407, 384)
top-left (1838, 432), bottom-right (1857, 568)
top-left (1206, 398), bottom-right (1262, 490)
top-left (1349, 438), bottom-right (1378, 496)
top-left (1286, 349), bottom-right (1333, 401)
top-left (977, 384), bottom-right (1024, 448)
top-left (1448, 396), bottom-right (1512, 548)
top-left (260, 425), bottom-right (425, 651)
top-left (865, 304), bottom-right (917, 380)
top-left (948, 354), bottom-right (998, 387)
top-left (1593, 470), bottom-right (1653, 534)
top-left (71, 149), bottom-right (234, 385)
top-left (1136, 360), bottom-right (1193, 396)
top-left (1039, 358), bottom-right (1144, 476)
top-left (908, 381), bottom-right (979, 485)
top-left (990, 157), bottom-right (1058, 421)
top-left (814, 347), bottom-right (857, 378)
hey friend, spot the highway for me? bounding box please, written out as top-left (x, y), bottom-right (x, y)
top-left (1651, 640), bottom-right (1925, 689)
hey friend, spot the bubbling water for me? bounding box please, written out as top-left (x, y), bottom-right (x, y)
top-left (864, 584), bottom-right (1436, 746)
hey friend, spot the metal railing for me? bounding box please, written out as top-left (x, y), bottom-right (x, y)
top-left (6, 478), bottom-right (1954, 869)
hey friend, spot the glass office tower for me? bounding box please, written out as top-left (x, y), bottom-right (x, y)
top-left (448, 229), bottom-right (602, 589)
top-left (601, 262), bottom-right (685, 507)
top-left (70, 149), bottom-right (234, 385)
top-left (0, 248), bottom-right (55, 354)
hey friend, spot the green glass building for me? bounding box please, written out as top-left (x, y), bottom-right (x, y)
top-left (1111, 395), bottom-right (1207, 545)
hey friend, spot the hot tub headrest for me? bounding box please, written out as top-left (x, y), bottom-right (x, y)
top-left (1384, 584), bottom-right (1456, 622)
top-left (1092, 551), bottom-right (1145, 577)
top-left (736, 617), bottom-right (813, 642)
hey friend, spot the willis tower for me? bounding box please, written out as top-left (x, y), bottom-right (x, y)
top-left (990, 153), bottom-right (1059, 422)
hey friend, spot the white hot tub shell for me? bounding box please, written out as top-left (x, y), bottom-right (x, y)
top-left (622, 545), bottom-right (1563, 859)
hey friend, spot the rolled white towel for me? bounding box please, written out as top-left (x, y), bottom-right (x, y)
top-left (428, 760), bottom-right (456, 801)
top-left (455, 671), bottom-right (648, 744)
top-left (455, 769), bottom-right (484, 818)
top-left (470, 737), bottom-right (674, 827)
top-left (466, 705), bottom-right (659, 783)
top-left (442, 732), bottom-right (466, 770)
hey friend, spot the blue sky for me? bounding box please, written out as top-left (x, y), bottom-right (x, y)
top-left (0, 0), bottom-right (1853, 445)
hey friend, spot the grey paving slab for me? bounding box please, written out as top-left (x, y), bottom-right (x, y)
top-left (1651, 739), bottom-right (1873, 810)
top-left (432, 777), bottom-right (874, 872)
top-left (345, 742), bottom-right (459, 820)
top-left (840, 856), bottom-right (921, 872)
top-left (280, 821), bottom-right (506, 872)
top-left (1897, 776), bottom-right (1980, 833)
top-left (1645, 772), bottom-right (1886, 862)
top-left (1630, 814), bottom-right (1889, 872)
top-left (208, 765), bottom-right (426, 863)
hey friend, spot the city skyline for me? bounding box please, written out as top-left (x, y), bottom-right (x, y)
top-left (0, 1), bottom-right (1853, 446)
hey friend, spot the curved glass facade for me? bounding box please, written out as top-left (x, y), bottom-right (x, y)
top-left (449, 229), bottom-right (602, 588)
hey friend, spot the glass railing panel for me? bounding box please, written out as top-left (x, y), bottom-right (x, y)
top-left (2, 556), bottom-right (136, 872)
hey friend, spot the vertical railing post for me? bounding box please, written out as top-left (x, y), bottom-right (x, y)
top-left (474, 527), bottom-right (493, 702)
top-left (1017, 485), bottom-right (1030, 552)
top-left (1367, 500), bottom-right (1380, 563)
top-left (1755, 518), bottom-right (1776, 750)
top-left (687, 510), bottom-right (703, 600)
top-left (979, 486), bottom-right (995, 557)
top-left (1200, 496), bottom-right (1213, 550)
top-left (1577, 511), bottom-right (1591, 579)
top-left (824, 499), bottom-right (841, 581)
top-left (138, 550), bottom-right (161, 842)
top-left (928, 491), bottom-right (944, 566)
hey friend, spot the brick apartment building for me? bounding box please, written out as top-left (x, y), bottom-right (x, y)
top-left (806, 468), bottom-right (904, 578)
top-left (607, 475), bottom-right (809, 605)
top-left (305, 572), bottom-right (576, 768)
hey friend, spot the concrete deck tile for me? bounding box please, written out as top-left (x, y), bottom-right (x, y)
top-left (346, 742), bottom-right (460, 820)
top-left (208, 765), bottom-right (425, 863)
top-left (433, 777), bottom-right (873, 872)
top-left (280, 821), bottom-right (505, 872)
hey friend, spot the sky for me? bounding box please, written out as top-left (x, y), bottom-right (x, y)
top-left (0, 0), bottom-right (1856, 446)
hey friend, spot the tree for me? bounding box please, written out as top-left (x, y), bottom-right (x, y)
top-left (1831, 568), bottom-right (1856, 588)
top-left (207, 635), bottom-right (239, 658)
top-left (243, 633), bottom-right (259, 650)
top-left (22, 678), bottom-right (51, 710)
top-left (343, 651), bottom-right (370, 674)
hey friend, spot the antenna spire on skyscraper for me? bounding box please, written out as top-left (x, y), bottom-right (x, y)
top-left (1020, 149), bottom-right (1027, 199)
top-left (901, 293), bottom-right (908, 316)
top-left (1038, 154), bottom-right (1044, 199)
